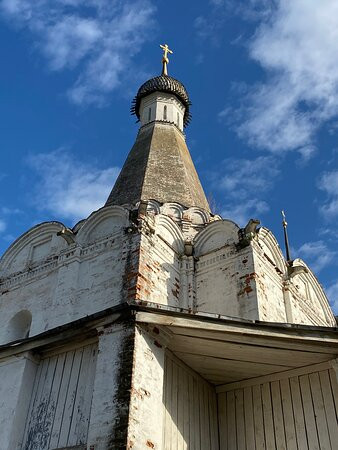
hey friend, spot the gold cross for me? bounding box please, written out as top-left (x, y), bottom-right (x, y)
top-left (160, 43), bottom-right (173, 75)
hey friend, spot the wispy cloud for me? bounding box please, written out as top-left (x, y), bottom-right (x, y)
top-left (221, 0), bottom-right (338, 155)
top-left (0, 208), bottom-right (22, 236)
top-left (297, 240), bottom-right (336, 273)
top-left (211, 156), bottom-right (279, 225)
top-left (221, 199), bottom-right (269, 227)
top-left (0, 220), bottom-right (6, 233)
top-left (318, 171), bottom-right (338, 219)
top-left (0, 0), bottom-right (155, 105)
top-left (26, 150), bottom-right (120, 223)
top-left (195, 0), bottom-right (274, 41)
top-left (1, 207), bottom-right (22, 215)
top-left (217, 156), bottom-right (280, 195)
top-left (0, 193), bottom-right (20, 236)
top-left (326, 281), bottom-right (338, 314)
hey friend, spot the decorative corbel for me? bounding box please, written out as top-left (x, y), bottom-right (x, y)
top-left (286, 262), bottom-right (308, 279)
top-left (237, 219), bottom-right (260, 249)
top-left (57, 227), bottom-right (76, 245)
top-left (184, 241), bottom-right (193, 257)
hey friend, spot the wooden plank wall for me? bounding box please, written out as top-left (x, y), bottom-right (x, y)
top-left (163, 351), bottom-right (219, 450)
top-left (22, 342), bottom-right (98, 450)
top-left (218, 368), bottom-right (338, 450)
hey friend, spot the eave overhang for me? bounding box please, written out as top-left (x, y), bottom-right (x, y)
top-left (1, 301), bottom-right (337, 386)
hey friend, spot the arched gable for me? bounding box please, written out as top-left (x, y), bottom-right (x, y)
top-left (292, 258), bottom-right (335, 325)
top-left (257, 227), bottom-right (287, 273)
top-left (76, 205), bottom-right (129, 245)
top-left (154, 214), bottom-right (185, 254)
top-left (72, 219), bottom-right (86, 233)
top-left (194, 219), bottom-right (239, 257)
top-left (160, 203), bottom-right (184, 221)
top-left (0, 222), bottom-right (66, 276)
top-left (183, 207), bottom-right (211, 225)
top-left (145, 200), bottom-right (161, 215)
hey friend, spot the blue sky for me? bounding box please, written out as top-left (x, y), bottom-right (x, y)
top-left (0, 0), bottom-right (338, 312)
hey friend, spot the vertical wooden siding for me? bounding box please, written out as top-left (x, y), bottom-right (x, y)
top-left (22, 342), bottom-right (98, 450)
top-left (163, 351), bottom-right (219, 450)
top-left (218, 368), bottom-right (338, 450)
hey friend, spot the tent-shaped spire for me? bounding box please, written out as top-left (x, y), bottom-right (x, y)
top-left (105, 44), bottom-right (210, 212)
top-left (105, 121), bottom-right (210, 211)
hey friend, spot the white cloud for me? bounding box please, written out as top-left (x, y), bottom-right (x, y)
top-left (226, 0), bottom-right (338, 154)
top-left (27, 150), bottom-right (120, 223)
top-left (221, 198), bottom-right (269, 227)
top-left (318, 171), bottom-right (338, 219)
top-left (212, 156), bottom-right (278, 225)
top-left (217, 156), bottom-right (279, 197)
top-left (0, 0), bottom-right (155, 105)
top-left (326, 281), bottom-right (338, 314)
top-left (0, 220), bottom-right (6, 233)
top-left (297, 240), bottom-right (336, 273)
top-left (0, 208), bottom-right (21, 237)
top-left (196, 0), bottom-right (274, 40)
top-left (1, 207), bottom-right (22, 215)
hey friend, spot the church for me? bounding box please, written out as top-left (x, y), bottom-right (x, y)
top-left (0, 45), bottom-right (337, 450)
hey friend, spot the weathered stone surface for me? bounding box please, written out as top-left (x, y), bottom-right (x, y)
top-left (105, 122), bottom-right (210, 212)
top-left (127, 325), bottom-right (165, 449)
top-left (87, 322), bottom-right (135, 450)
top-left (0, 203), bottom-right (335, 350)
top-left (0, 353), bottom-right (38, 449)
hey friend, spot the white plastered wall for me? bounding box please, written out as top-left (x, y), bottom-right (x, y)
top-left (0, 353), bottom-right (38, 450)
top-left (127, 325), bottom-right (166, 449)
top-left (0, 206), bottom-right (132, 345)
top-left (194, 220), bottom-right (261, 320)
top-left (139, 92), bottom-right (185, 131)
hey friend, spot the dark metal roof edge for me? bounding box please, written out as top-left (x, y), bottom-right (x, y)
top-left (1, 301), bottom-right (336, 354)
top-left (130, 300), bottom-right (338, 335)
top-left (0, 302), bottom-right (135, 352)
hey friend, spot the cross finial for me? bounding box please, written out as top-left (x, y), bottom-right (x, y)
top-left (160, 43), bottom-right (173, 76)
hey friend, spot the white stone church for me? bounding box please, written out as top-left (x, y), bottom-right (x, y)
top-left (0, 47), bottom-right (337, 450)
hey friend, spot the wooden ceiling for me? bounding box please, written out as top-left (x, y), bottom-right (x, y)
top-left (136, 311), bottom-right (338, 386)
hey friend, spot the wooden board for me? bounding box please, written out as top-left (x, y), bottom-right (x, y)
top-left (261, 382), bottom-right (276, 449)
top-left (218, 367), bottom-right (338, 449)
top-left (174, 350), bottom-right (287, 384)
top-left (280, 378), bottom-right (297, 450)
top-left (162, 351), bottom-right (219, 450)
top-left (22, 342), bottom-right (97, 449)
top-left (170, 334), bottom-right (331, 368)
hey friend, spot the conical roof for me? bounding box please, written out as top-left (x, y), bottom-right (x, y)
top-left (105, 121), bottom-right (210, 211)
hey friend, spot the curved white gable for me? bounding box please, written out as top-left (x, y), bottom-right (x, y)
top-left (76, 205), bottom-right (129, 245)
top-left (160, 203), bottom-right (184, 221)
top-left (183, 207), bottom-right (210, 225)
top-left (72, 219), bottom-right (87, 233)
top-left (0, 222), bottom-right (67, 276)
top-left (154, 214), bottom-right (185, 254)
top-left (291, 258), bottom-right (335, 325)
top-left (257, 227), bottom-right (287, 273)
top-left (146, 200), bottom-right (161, 215)
top-left (194, 219), bottom-right (239, 257)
